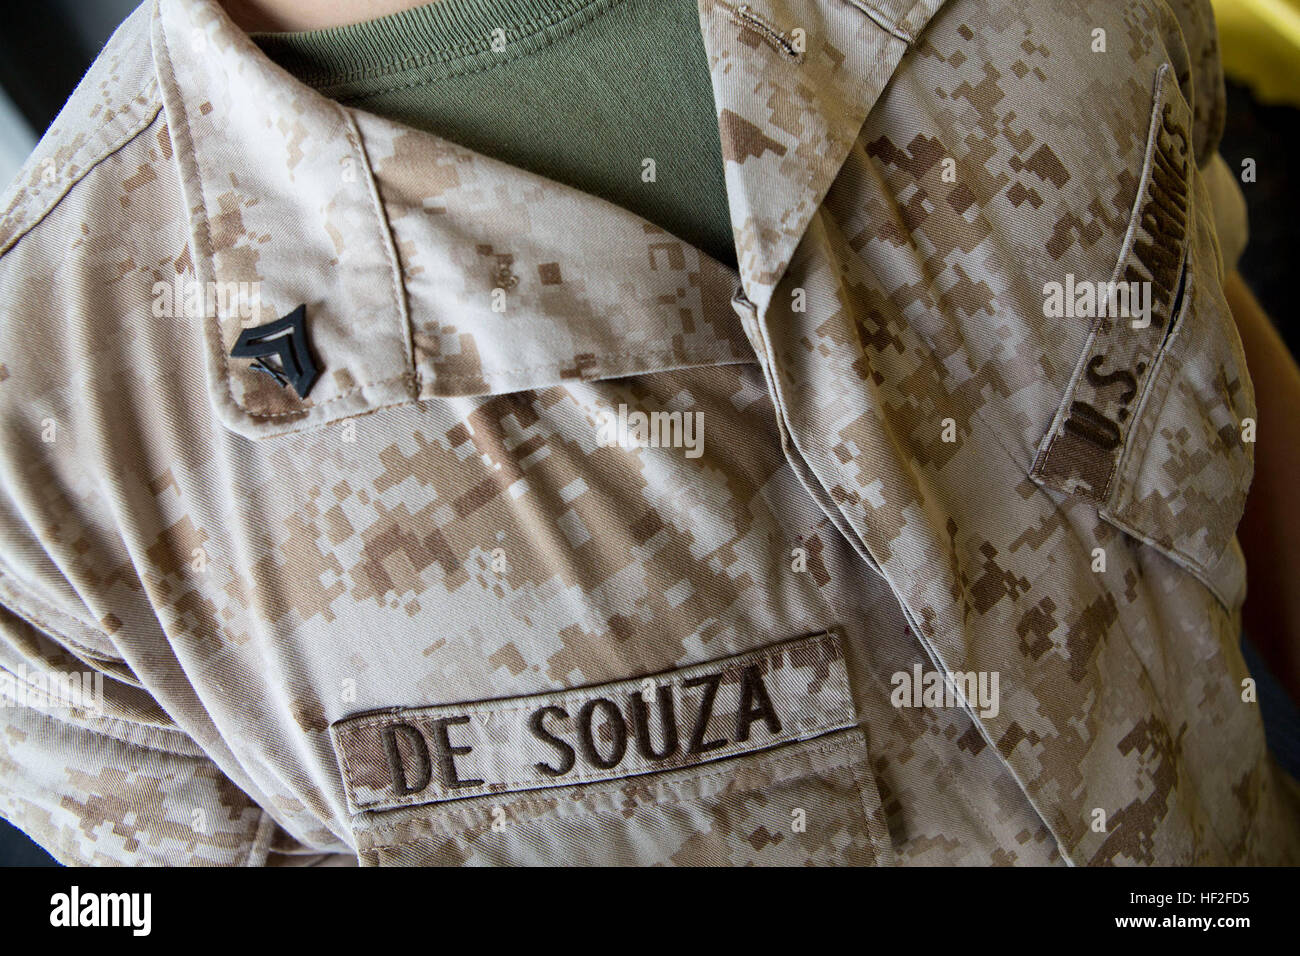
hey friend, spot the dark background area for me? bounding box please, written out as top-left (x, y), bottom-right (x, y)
top-left (1224, 80), bottom-right (1300, 358)
top-left (0, 3), bottom-right (1296, 865)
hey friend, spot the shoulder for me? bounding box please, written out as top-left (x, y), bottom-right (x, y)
top-left (0, 1), bottom-right (163, 258)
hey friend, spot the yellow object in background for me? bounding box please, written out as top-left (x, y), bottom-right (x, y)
top-left (1213, 0), bottom-right (1300, 105)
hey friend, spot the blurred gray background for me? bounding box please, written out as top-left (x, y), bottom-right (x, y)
top-left (0, 0), bottom-right (1296, 866)
top-left (0, 0), bottom-right (140, 186)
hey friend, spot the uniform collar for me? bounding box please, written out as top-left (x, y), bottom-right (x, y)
top-left (697, 0), bottom-right (948, 313)
top-left (150, 0), bottom-right (946, 435)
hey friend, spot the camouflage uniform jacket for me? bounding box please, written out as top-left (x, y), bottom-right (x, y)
top-left (0, 0), bottom-right (1296, 865)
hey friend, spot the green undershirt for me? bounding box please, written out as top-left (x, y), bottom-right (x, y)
top-left (253, 0), bottom-right (736, 268)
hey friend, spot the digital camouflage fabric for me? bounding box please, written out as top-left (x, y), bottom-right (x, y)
top-left (0, 0), bottom-right (1295, 865)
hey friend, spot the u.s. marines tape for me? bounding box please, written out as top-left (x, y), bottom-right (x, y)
top-left (1032, 63), bottom-right (1194, 502)
top-left (330, 630), bottom-right (855, 813)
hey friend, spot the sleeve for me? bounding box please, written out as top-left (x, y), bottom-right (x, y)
top-left (0, 244), bottom-right (357, 867)
top-left (0, 598), bottom-right (289, 868)
top-left (1165, 0), bottom-right (1250, 272)
top-left (0, 238), bottom-right (281, 864)
top-left (0, 601), bottom-right (359, 865)
top-left (0, 602), bottom-right (277, 865)
top-left (0, 157), bottom-right (362, 865)
top-left (1204, 151), bottom-right (1249, 274)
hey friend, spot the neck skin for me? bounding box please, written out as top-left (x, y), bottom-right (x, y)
top-left (220, 0), bottom-right (434, 32)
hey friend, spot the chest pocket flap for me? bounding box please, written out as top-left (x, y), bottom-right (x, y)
top-left (1031, 64), bottom-right (1255, 609)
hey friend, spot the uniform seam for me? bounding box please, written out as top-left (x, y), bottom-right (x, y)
top-left (984, 375), bottom-right (1241, 858)
top-left (0, 660), bottom-right (206, 758)
top-left (808, 402), bottom-right (1077, 857)
top-left (839, 0), bottom-right (914, 43)
top-left (246, 810), bottom-right (279, 865)
top-left (841, 735), bottom-right (895, 864)
top-left (344, 108), bottom-right (420, 396)
top-left (0, 88), bottom-right (164, 261)
top-left (941, 392), bottom-right (1241, 859)
top-left (0, 563), bottom-right (121, 663)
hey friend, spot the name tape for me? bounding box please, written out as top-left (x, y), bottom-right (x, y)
top-left (330, 630), bottom-right (854, 812)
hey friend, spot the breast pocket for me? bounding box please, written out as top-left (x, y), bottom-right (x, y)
top-left (1030, 64), bottom-right (1255, 611)
top-left (330, 630), bottom-right (894, 865)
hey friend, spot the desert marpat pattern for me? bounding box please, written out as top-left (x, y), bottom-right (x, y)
top-left (0, 0), bottom-right (1294, 865)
